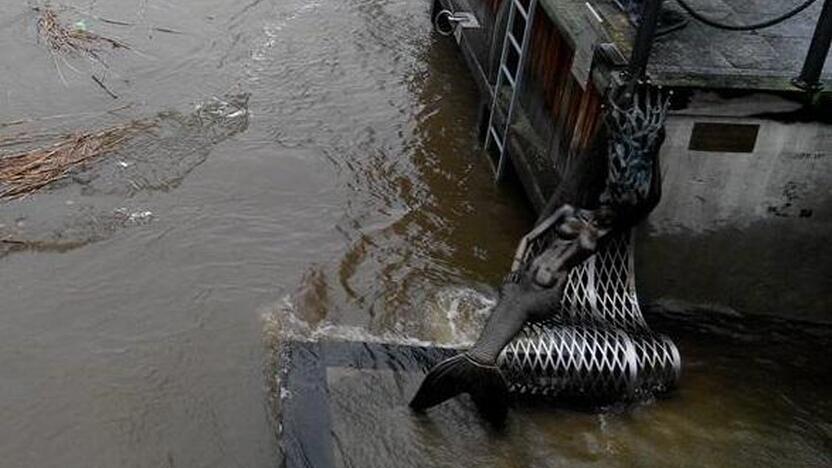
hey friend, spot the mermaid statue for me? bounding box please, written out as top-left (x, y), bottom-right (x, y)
top-left (410, 84), bottom-right (680, 424)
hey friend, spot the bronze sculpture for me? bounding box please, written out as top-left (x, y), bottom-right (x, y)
top-left (410, 84), bottom-right (680, 424)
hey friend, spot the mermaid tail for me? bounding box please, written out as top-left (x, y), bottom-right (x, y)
top-left (409, 353), bottom-right (509, 425)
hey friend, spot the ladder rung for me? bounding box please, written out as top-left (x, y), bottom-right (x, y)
top-left (483, 0), bottom-right (536, 179)
top-left (488, 127), bottom-right (504, 151)
top-left (507, 33), bottom-right (522, 54)
top-left (500, 64), bottom-right (516, 87)
top-left (514, 0), bottom-right (528, 19)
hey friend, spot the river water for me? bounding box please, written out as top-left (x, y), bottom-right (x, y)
top-left (0, 1), bottom-right (829, 467)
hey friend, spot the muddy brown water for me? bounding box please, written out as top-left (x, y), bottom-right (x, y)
top-left (0, 1), bottom-right (829, 467)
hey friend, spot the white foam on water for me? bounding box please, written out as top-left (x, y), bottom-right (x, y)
top-left (249, 1), bottom-right (323, 65)
top-left (422, 286), bottom-right (496, 346)
top-left (259, 295), bottom-right (438, 348)
top-left (261, 285), bottom-right (497, 416)
top-left (113, 207), bottom-right (154, 226)
top-left (260, 286), bottom-right (496, 349)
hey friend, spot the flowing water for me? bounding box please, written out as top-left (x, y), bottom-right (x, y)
top-left (0, 1), bottom-right (829, 467)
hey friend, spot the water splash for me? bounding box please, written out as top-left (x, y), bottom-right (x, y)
top-left (260, 286), bottom-right (496, 349)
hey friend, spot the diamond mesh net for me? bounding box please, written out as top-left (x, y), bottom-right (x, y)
top-left (497, 229), bottom-right (680, 399)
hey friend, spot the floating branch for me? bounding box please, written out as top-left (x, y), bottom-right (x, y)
top-left (91, 75), bottom-right (119, 99)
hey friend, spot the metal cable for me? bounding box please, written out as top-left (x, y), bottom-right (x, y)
top-left (674, 0), bottom-right (819, 31)
top-left (655, 19), bottom-right (690, 37)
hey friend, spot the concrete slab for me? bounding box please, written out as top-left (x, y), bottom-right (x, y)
top-left (540, 0), bottom-right (832, 90)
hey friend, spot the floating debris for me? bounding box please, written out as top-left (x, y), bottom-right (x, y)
top-left (0, 121), bottom-right (154, 200)
top-left (91, 75), bottom-right (119, 99)
top-left (33, 3), bottom-right (133, 90)
top-left (113, 207), bottom-right (154, 225)
top-left (34, 5), bottom-right (130, 60)
top-left (0, 206), bottom-right (154, 258)
top-left (0, 93), bottom-right (249, 257)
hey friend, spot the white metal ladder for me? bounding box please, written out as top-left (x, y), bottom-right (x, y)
top-left (483, 0), bottom-right (538, 180)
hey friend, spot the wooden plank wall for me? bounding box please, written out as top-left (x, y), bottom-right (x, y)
top-left (486, 0), bottom-right (603, 159)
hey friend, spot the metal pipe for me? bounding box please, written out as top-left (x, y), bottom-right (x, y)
top-left (793, 0), bottom-right (832, 91)
top-left (626, 0), bottom-right (663, 80)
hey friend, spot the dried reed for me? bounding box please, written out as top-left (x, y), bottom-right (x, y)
top-left (0, 121), bottom-right (152, 200)
top-left (34, 5), bottom-right (129, 60)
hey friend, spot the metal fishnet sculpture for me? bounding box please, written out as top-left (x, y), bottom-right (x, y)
top-left (498, 230), bottom-right (681, 399)
top-left (410, 85), bottom-right (679, 423)
top-left (497, 85), bottom-right (679, 400)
